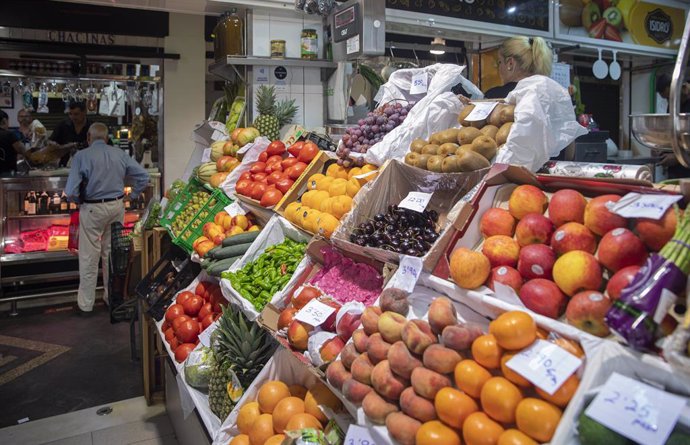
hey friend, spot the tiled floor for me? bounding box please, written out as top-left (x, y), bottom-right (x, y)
top-left (0, 397), bottom-right (178, 445)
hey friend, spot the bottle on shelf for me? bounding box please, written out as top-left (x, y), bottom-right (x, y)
top-left (51, 192), bottom-right (61, 214)
top-left (124, 187), bottom-right (132, 211)
top-left (23, 192), bottom-right (30, 215)
top-left (212, 12), bottom-right (228, 61)
top-left (69, 198), bottom-right (77, 212)
top-left (138, 192), bottom-right (146, 210)
top-left (38, 191), bottom-right (49, 215)
top-left (27, 192), bottom-right (37, 216)
top-left (60, 192), bottom-right (68, 213)
top-left (224, 9), bottom-right (244, 56)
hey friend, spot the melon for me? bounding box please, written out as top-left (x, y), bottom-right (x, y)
top-left (196, 162), bottom-right (218, 184)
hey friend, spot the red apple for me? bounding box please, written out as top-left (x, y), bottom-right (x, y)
top-left (480, 208), bottom-right (516, 238)
top-left (487, 266), bottom-right (523, 294)
top-left (508, 185), bottom-right (548, 220)
top-left (548, 189), bottom-right (587, 227)
top-left (519, 279), bottom-right (568, 319)
top-left (583, 194), bottom-right (627, 236)
top-left (597, 228), bottom-right (647, 272)
top-left (550, 222), bottom-right (597, 256)
top-left (278, 306), bottom-right (298, 330)
top-left (292, 286), bottom-right (322, 310)
top-left (552, 251), bottom-right (603, 296)
top-left (482, 235), bottom-right (521, 268)
top-left (605, 265), bottom-right (642, 300)
top-left (517, 244), bottom-right (556, 280)
top-left (515, 213), bottom-right (555, 246)
top-left (634, 207), bottom-right (679, 251)
top-left (565, 291), bottom-right (612, 337)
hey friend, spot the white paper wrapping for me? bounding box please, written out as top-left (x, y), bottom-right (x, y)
top-left (540, 160), bottom-right (653, 182)
top-left (219, 137), bottom-right (271, 197)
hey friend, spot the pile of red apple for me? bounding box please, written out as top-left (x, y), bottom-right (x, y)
top-left (235, 140), bottom-right (319, 208)
top-left (479, 185), bottom-right (677, 337)
top-left (161, 281), bottom-right (225, 362)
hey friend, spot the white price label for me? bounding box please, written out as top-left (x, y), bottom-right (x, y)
top-left (201, 148), bottom-right (212, 163)
top-left (199, 320), bottom-right (220, 347)
top-left (387, 255), bottom-right (423, 292)
top-left (345, 425), bottom-right (377, 445)
top-left (224, 201), bottom-right (247, 217)
top-left (410, 72), bottom-right (428, 95)
top-left (608, 192), bottom-right (682, 220)
top-left (506, 339), bottom-right (582, 395)
top-left (399, 191), bottom-right (433, 213)
top-left (585, 373), bottom-right (685, 445)
top-left (346, 35), bottom-right (360, 55)
top-left (295, 299), bottom-right (336, 327)
top-left (465, 101), bottom-right (499, 122)
top-left (237, 143), bottom-right (252, 155)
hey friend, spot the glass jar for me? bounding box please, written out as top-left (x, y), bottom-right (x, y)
top-left (300, 28), bottom-right (318, 60)
top-left (271, 40), bottom-right (286, 59)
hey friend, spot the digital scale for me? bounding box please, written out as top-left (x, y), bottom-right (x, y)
top-left (330, 0), bottom-right (385, 61)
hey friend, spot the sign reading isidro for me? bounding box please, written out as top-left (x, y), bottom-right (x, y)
top-left (645, 8), bottom-right (673, 44)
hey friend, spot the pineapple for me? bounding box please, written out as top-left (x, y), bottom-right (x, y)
top-left (208, 305), bottom-right (276, 421)
top-left (253, 85), bottom-right (298, 140)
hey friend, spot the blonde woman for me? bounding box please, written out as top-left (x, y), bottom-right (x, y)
top-left (484, 36), bottom-right (553, 99)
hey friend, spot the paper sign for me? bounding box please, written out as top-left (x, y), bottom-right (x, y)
top-left (346, 35), bottom-right (360, 55)
top-left (492, 280), bottom-right (527, 309)
top-left (550, 62), bottom-right (571, 90)
top-left (224, 201), bottom-right (247, 217)
top-left (399, 191), bottom-right (433, 213)
top-left (585, 372), bottom-right (685, 445)
top-left (345, 425), bottom-right (377, 445)
top-left (608, 192), bottom-right (682, 220)
top-left (387, 255), bottom-right (423, 292)
top-left (295, 299), bottom-right (336, 327)
top-left (199, 320), bottom-right (220, 347)
top-left (201, 148), bottom-right (212, 163)
top-left (506, 339), bottom-right (582, 395)
top-left (410, 72), bottom-right (428, 95)
top-left (237, 142), bottom-right (253, 155)
top-left (209, 121), bottom-right (229, 141)
top-left (464, 101), bottom-right (499, 122)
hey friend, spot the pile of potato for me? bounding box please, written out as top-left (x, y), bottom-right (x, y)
top-left (404, 103), bottom-right (515, 173)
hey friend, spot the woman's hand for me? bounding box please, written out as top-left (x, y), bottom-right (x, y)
top-left (457, 94), bottom-right (471, 105)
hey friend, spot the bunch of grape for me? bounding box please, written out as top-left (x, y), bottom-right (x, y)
top-left (336, 101), bottom-right (414, 167)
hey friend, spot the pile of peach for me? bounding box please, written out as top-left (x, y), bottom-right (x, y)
top-left (450, 185), bottom-right (677, 337)
top-left (326, 298), bottom-right (583, 445)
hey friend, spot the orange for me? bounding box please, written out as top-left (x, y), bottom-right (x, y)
top-left (307, 174), bottom-right (325, 190)
top-left (229, 434), bottom-right (250, 445)
top-left (480, 377), bottom-right (524, 424)
top-left (316, 214), bottom-right (339, 238)
top-left (257, 381), bottom-right (291, 414)
top-left (463, 412), bottom-right (505, 445)
top-left (416, 420), bottom-right (462, 445)
top-left (535, 374), bottom-right (579, 407)
top-left (471, 334), bottom-right (503, 369)
top-left (264, 435), bottom-right (285, 445)
top-left (515, 398), bottom-right (562, 442)
top-left (237, 401), bottom-right (261, 434)
top-left (454, 359), bottom-right (492, 398)
top-left (434, 387), bottom-right (479, 429)
top-left (489, 311), bottom-right (537, 350)
top-left (288, 384), bottom-right (308, 399)
top-left (286, 413), bottom-right (322, 431)
top-left (248, 413), bottom-right (274, 445)
top-left (500, 353), bottom-right (531, 388)
top-left (304, 383), bottom-right (342, 423)
top-left (551, 337), bottom-right (585, 358)
top-left (497, 429), bottom-right (538, 445)
top-left (272, 397), bottom-right (305, 433)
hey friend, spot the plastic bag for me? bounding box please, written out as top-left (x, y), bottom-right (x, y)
top-left (184, 346), bottom-right (214, 392)
top-left (497, 75), bottom-right (588, 171)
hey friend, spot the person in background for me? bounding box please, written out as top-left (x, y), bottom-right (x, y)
top-left (14, 108), bottom-right (34, 144)
top-left (50, 101), bottom-right (93, 167)
top-left (654, 74), bottom-right (690, 178)
top-left (0, 110), bottom-right (29, 174)
top-left (65, 123), bottom-right (149, 315)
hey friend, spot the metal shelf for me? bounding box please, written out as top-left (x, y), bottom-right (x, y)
top-left (209, 56), bottom-right (337, 82)
top-left (0, 250), bottom-right (77, 264)
top-left (5, 209), bottom-right (144, 220)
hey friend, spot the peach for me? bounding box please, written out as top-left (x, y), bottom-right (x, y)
top-left (584, 194), bottom-right (627, 236)
top-left (361, 307), bottom-right (382, 335)
top-left (482, 235), bottom-right (521, 268)
top-left (362, 391), bottom-right (399, 424)
top-left (386, 412), bottom-right (422, 445)
top-left (553, 251), bottom-right (603, 296)
top-left (548, 189), bottom-right (587, 227)
top-left (400, 387), bottom-right (437, 423)
top-left (550, 222), bottom-right (597, 256)
top-left (428, 297), bottom-right (458, 335)
top-left (342, 378), bottom-right (373, 404)
top-left (388, 341), bottom-right (423, 379)
top-left (379, 288), bottom-right (410, 316)
top-left (597, 228), bottom-right (648, 272)
top-left (480, 208), bottom-right (516, 238)
top-left (320, 337), bottom-right (345, 363)
top-left (351, 353), bottom-right (375, 385)
top-left (635, 207), bottom-right (678, 251)
top-left (288, 320), bottom-right (313, 351)
top-left (411, 367), bottom-right (452, 400)
top-left (423, 344), bottom-right (463, 374)
top-left (441, 324), bottom-right (484, 352)
top-left (340, 343), bottom-right (359, 370)
top-left (378, 311), bottom-right (408, 343)
top-left (517, 244), bottom-right (556, 280)
top-left (515, 213), bottom-right (554, 246)
top-left (326, 360), bottom-right (351, 391)
top-left (519, 279), bottom-right (568, 319)
top-left (371, 360), bottom-right (409, 402)
top-left (487, 266), bottom-right (523, 294)
top-left (367, 333), bottom-right (392, 364)
top-left (449, 248), bottom-right (491, 289)
top-left (508, 185), bottom-right (548, 220)
top-left (402, 319), bottom-right (438, 355)
top-left (352, 329), bottom-right (369, 353)
top-left (566, 291), bottom-right (612, 337)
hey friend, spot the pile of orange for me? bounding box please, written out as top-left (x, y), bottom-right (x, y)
top-left (229, 380), bottom-right (342, 445)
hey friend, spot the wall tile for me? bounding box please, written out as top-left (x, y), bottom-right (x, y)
top-left (303, 93), bottom-right (325, 129)
top-left (304, 68), bottom-right (322, 94)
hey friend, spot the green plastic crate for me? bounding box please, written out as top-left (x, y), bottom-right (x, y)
top-left (172, 188), bottom-right (233, 254)
top-left (159, 178), bottom-right (211, 235)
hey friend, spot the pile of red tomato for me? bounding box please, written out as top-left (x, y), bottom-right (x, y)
top-left (235, 140), bottom-right (320, 208)
top-left (162, 281), bottom-right (225, 363)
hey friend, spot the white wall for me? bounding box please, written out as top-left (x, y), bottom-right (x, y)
top-left (163, 13), bottom-right (206, 190)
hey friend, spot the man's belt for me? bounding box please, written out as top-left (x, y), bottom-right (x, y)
top-left (84, 194), bottom-right (124, 204)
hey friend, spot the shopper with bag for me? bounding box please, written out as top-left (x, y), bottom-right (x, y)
top-left (65, 123), bottom-right (149, 315)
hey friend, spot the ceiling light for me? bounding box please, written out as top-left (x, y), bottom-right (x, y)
top-left (430, 37), bottom-right (446, 55)
top-left (507, 6), bottom-right (517, 14)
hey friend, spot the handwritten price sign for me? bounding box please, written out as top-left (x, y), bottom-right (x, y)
top-left (585, 373), bottom-right (685, 445)
top-left (609, 193), bottom-right (682, 220)
top-left (345, 425), bottom-right (377, 445)
top-left (386, 255), bottom-right (423, 292)
top-left (201, 147), bottom-right (212, 163)
top-left (409, 72), bottom-right (428, 95)
top-left (464, 101), bottom-right (499, 122)
top-left (224, 201), bottom-right (247, 217)
top-left (505, 339), bottom-right (582, 395)
top-left (295, 299), bottom-right (336, 327)
top-left (399, 191), bottom-right (433, 214)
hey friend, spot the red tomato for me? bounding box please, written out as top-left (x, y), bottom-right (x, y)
top-left (249, 162), bottom-right (266, 174)
top-left (201, 314), bottom-right (216, 330)
top-left (198, 302), bottom-right (213, 320)
top-left (169, 337), bottom-right (179, 349)
top-left (176, 291), bottom-right (194, 305)
top-left (176, 320), bottom-right (199, 343)
top-left (267, 171), bottom-right (285, 185)
top-left (276, 178), bottom-right (294, 194)
top-left (164, 327), bottom-right (175, 343)
top-left (297, 142), bottom-right (319, 163)
top-left (195, 282), bottom-right (209, 298)
top-left (165, 304), bottom-right (185, 323)
top-left (266, 162), bottom-right (283, 174)
top-left (239, 171), bottom-right (252, 181)
top-left (288, 141), bottom-right (304, 157)
top-left (260, 188), bottom-right (284, 207)
top-left (250, 182), bottom-right (268, 200)
top-left (236, 179), bottom-right (253, 196)
top-left (281, 157), bottom-right (299, 169)
top-left (286, 162), bottom-right (308, 180)
top-left (172, 315), bottom-right (191, 331)
top-left (161, 320), bottom-right (170, 331)
top-left (266, 154), bottom-right (284, 165)
top-left (182, 295), bottom-right (204, 316)
top-left (258, 151), bottom-right (268, 162)
top-left (175, 343), bottom-right (196, 363)
top-left (252, 172), bottom-right (268, 183)
top-left (266, 140), bottom-right (286, 156)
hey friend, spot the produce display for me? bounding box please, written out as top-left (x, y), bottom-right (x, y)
top-left (192, 211), bottom-right (261, 259)
top-left (253, 85), bottom-right (298, 141)
top-left (168, 189), bottom-right (212, 237)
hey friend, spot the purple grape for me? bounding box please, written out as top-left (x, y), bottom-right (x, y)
top-left (354, 129), bottom-right (362, 137)
top-left (400, 108), bottom-right (409, 116)
top-left (343, 158), bottom-right (352, 168)
top-left (376, 116), bottom-right (385, 125)
top-left (337, 158), bottom-right (344, 166)
top-left (366, 116), bottom-right (374, 125)
top-left (390, 113), bottom-right (400, 121)
top-left (358, 119), bottom-right (365, 126)
top-left (384, 108), bottom-right (394, 116)
top-left (342, 148), bottom-right (351, 158)
top-left (358, 136), bottom-right (364, 143)
top-left (371, 125), bottom-right (380, 133)
top-left (363, 125), bottom-right (371, 133)
top-left (355, 157), bottom-right (365, 167)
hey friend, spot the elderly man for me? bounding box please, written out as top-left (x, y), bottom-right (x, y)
top-left (65, 123), bottom-right (149, 315)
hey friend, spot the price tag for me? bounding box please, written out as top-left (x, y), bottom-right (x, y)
top-left (198, 320), bottom-right (220, 347)
top-left (608, 192), bottom-right (682, 220)
top-left (505, 339), bottom-right (582, 395)
top-left (224, 201), bottom-right (247, 217)
top-left (464, 101), bottom-right (499, 122)
top-left (410, 72), bottom-right (428, 95)
top-left (387, 255), bottom-right (423, 292)
top-left (585, 372), bottom-right (685, 445)
top-left (295, 299), bottom-right (336, 327)
top-left (201, 148), bottom-right (212, 163)
top-left (237, 142), bottom-right (253, 155)
top-left (209, 121), bottom-right (229, 141)
top-left (398, 191), bottom-right (433, 213)
top-left (344, 425), bottom-right (377, 445)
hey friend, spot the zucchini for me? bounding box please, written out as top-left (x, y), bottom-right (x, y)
top-left (206, 246), bottom-right (222, 259)
top-left (221, 231), bottom-right (260, 247)
top-left (214, 242), bottom-right (254, 259)
top-left (201, 258), bottom-right (215, 269)
top-left (208, 256), bottom-right (242, 276)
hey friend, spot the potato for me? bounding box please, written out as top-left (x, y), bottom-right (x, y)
top-left (496, 122), bottom-right (513, 146)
